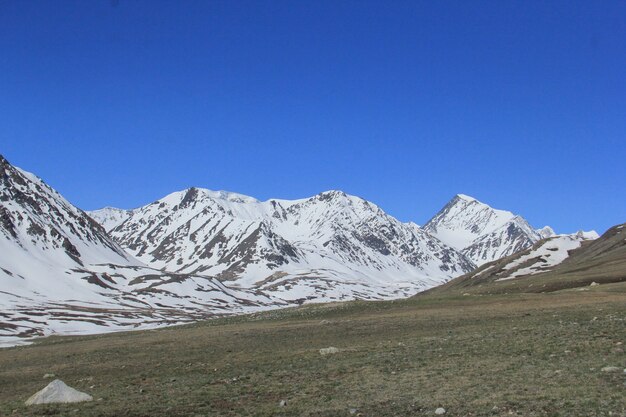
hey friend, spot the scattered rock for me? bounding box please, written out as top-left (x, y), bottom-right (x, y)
top-left (43, 373), bottom-right (55, 379)
top-left (601, 366), bottom-right (621, 373)
top-left (25, 379), bottom-right (93, 405)
top-left (349, 408), bottom-right (358, 414)
top-left (320, 320), bottom-right (331, 325)
top-left (435, 407), bottom-right (446, 415)
top-left (279, 400), bottom-right (287, 407)
top-left (320, 347), bottom-right (340, 356)
top-left (590, 281), bottom-right (599, 287)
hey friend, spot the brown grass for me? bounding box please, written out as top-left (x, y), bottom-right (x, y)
top-left (1, 287), bottom-right (625, 417)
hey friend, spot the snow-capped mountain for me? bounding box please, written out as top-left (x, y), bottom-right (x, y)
top-left (424, 194), bottom-right (557, 266)
top-left (91, 187), bottom-right (475, 301)
top-left (0, 155), bottom-right (132, 270)
top-left (0, 155), bottom-right (276, 346)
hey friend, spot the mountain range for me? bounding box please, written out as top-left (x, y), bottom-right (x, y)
top-left (0, 155), bottom-right (597, 345)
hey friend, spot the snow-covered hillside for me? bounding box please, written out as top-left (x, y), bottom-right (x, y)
top-left (0, 156), bottom-right (276, 346)
top-left (495, 233), bottom-right (598, 280)
top-left (424, 194), bottom-right (556, 265)
top-left (90, 188), bottom-right (475, 302)
top-left (439, 231), bottom-right (600, 287)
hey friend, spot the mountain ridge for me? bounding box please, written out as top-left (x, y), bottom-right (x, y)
top-left (0, 156), bottom-right (279, 346)
top-left (424, 193), bottom-right (560, 265)
top-left (90, 186), bottom-right (476, 301)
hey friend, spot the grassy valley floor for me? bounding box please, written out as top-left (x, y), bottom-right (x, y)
top-left (1, 284), bottom-right (625, 417)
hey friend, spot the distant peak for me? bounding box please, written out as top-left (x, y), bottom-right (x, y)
top-left (537, 226), bottom-right (556, 239)
top-left (179, 187), bottom-right (259, 204)
top-left (318, 190), bottom-right (348, 198)
top-left (455, 193), bottom-right (477, 202)
top-left (94, 206), bottom-right (126, 212)
top-left (574, 230), bottom-right (599, 240)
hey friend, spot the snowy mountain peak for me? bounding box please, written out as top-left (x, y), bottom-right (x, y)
top-left (537, 226), bottom-right (556, 239)
top-left (455, 193), bottom-right (478, 202)
top-left (424, 195), bottom-right (555, 266)
top-left (317, 189), bottom-right (348, 199)
top-left (574, 230), bottom-right (599, 240)
top-left (88, 207), bottom-right (132, 232)
top-left (162, 187), bottom-right (261, 206)
top-left (0, 156), bottom-right (130, 266)
top-left (424, 195), bottom-right (515, 251)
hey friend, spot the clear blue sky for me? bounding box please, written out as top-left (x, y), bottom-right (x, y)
top-left (1, 1), bottom-right (625, 233)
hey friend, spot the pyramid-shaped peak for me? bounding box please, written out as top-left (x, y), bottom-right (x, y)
top-left (455, 193), bottom-right (478, 202)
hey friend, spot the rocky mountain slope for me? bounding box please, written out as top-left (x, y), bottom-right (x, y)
top-left (0, 156), bottom-right (276, 346)
top-left (90, 188), bottom-right (476, 302)
top-left (423, 226), bottom-right (620, 296)
top-left (424, 194), bottom-right (558, 265)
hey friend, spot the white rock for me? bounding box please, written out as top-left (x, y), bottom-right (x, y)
top-left (279, 400), bottom-right (287, 407)
top-left (601, 366), bottom-right (621, 373)
top-left (43, 373), bottom-right (55, 379)
top-left (25, 380), bottom-right (93, 405)
top-left (435, 407), bottom-right (446, 415)
top-left (590, 281), bottom-right (599, 286)
top-left (319, 347), bottom-right (340, 356)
